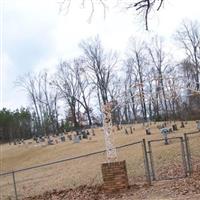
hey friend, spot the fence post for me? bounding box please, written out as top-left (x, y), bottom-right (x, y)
top-left (180, 137), bottom-right (188, 177)
top-left (184, 133), bottom-right (192, 175)
top-left (142, 139), bottom-right (151, 185)
top-left (12, 171), bottom-right (18, 200)
top-left (147, 141), bottom-right (156, 181)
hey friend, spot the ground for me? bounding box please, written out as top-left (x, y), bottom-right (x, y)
top-left (22, 171), bottom-right (200, 200)
top-left (0, 121), bottom-right (200, 199)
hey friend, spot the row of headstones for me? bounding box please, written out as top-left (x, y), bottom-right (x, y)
top-left (33, 129), bottom-right (96, 145)
top-left (112, 125), bottom-right (136, 135)
top-left (145, 121), bottom-right (187, 136)
top-left (68, 129), bottom-right (96, 143)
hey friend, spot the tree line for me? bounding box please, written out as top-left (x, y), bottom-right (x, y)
top-left (1, 19), bottom-right (200, 143)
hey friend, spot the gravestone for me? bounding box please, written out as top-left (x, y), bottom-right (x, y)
top-left (172, 124), bottom-right (178, 131)
top-left (125, 128), bottom-right (128, 135)
top-left (48, 139), bottom-right (54, 145)
top-left (40, 137), bottom-right (45, 142)
top-left (92, 129), bottom-right (95, 136)
top-left (79, 135), bottom-right (82, 140)
top-left (129, 127), bottom-right (133, 134)
top-left (61, 135), bottom-right (65, 142)
top-left (146, 128), bottom-right (151, 135)
top-left (73, 135), bottom-right (80, 143)
top-left (197, 121), bottom-right (200, 131)
top-left (160, 128), bottom-right (169, 145)
top-left (82, 130), bottom-right (88, 139)
top-left (67, 135), bottom-right (72, 141)
top-left (180, 121), bottom-right (185, 128)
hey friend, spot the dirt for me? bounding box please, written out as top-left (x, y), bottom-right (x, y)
top-left (23, 171), bottom-right (200, 200)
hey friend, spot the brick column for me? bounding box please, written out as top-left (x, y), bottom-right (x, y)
top-left (101, 160), bottom-right (129, 192)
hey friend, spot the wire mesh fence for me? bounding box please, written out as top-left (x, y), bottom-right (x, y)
top-left (1, 132), bottom-right (200, 200)
top-left (184, 131), bottom-right (200, 174)
top-left (116, 140), bottom-right (150, 185)
top-left (148, 137), bottom-right (187, 181)
top-left (0, 173), bottom-right (16, 200)
top-left (0, 140), bottom-right (150, 200)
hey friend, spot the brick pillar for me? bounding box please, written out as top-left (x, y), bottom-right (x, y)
top-left (101, 160), bottom-right (129, 192)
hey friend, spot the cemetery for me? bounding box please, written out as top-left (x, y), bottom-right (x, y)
top-left (1, 120), bottom-right (200, 199)
top-left (2, 1), bottom-right (200, 199)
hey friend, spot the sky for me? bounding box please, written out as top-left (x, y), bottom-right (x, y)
top-left (1, 0), bottom-right (200, 110)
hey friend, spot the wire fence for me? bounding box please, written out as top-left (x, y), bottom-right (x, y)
top-left (1, 131), bottom-right (200, 200)
top-left (184, 131), bottom-right (200, 174)
top-left (0, 140), bottom-right (150, 200)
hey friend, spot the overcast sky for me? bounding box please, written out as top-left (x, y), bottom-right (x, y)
top-left (1, 0), bottom-right (200, 110)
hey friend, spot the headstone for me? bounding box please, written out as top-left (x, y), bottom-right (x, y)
top-left (68, 135), bottom-right (72, 140)
top-left (86, 130), bottom-right (90, 135)
top-left (172, 124), bottom-right (178, 131)
top-left (82, 130), bottom-right (88, 139)
top-left (197, 121), bottom-right (200, 131)
top-left (92, 129), bottom-right (95, 136)
top-left (146, 128), bottom-right (151, 135)
top-left (160, 128), bottom-right (169, 145)
top-left (180, 121), bottom-right (185, 128)
top-left (129, 127), bottom-right (133, 134)
top-left (61, 135), bottom-right (65, 142)
top-left (169, 128), bottom-right (172, 133)
top-left (48, 139), bottom-right (54, 145)
top-left (79, 135), bottom-right (82, 140)
top-left (125, 128), bottom-right (128, 135)
top-left (73, 135), bottom-right (80, 143)
top-left (40, 137), bottom-right (45, 142)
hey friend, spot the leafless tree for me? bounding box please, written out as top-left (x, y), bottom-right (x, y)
top-left (58, 0), bottom-right (164, 30)
top-left (125, 39), bottom-right (148, 121)
top-left (175, 20), bottom-right (200, 91)
top-left (147, 36), bottom-right (170, 120)
top-left (16, 72), bottom-right (59, 135)
top-left (74, 58), bottom-right (94, 126)
top-left (53, 61), bottom-right (80, 127)
top-left (79, 36), bottom-right (118, 105)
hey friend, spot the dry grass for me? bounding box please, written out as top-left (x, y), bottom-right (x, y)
top-left (0, 121), bottom-right (199, 199)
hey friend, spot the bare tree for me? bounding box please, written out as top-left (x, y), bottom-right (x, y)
top-left (53, 61), bottom-right (80, 127)
top-left (175, 20), bottom-right (200, 91)
top-left (74, 58), bottom-right (94, 126)
top-left (58, 0), bottom-right (164, 30)
top-left (16, 74), bottom-right (42, 135)
top-left (79, 36), bottom-right (118, 106)
top-left (124, 0), bottom-right (164, 30)
top-left (126, 39), bottom-right (148, 121)
top-left (147, 36), bottom-right (170, 120)
top-left (16, 72), bottom-right (59, 135)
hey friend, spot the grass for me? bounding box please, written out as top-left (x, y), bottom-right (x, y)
top-left (0, 121), bottom-right (200, 199)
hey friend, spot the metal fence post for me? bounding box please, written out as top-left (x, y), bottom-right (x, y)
top-left (147, 141), bottom-right (156, 181)
top-left (12, 171), bottom-right (18, 200)
top-left (142, 139), bottom-right (151, 185)
top-left (184, 133), bottom-right (192, 175)
top-left (180, 137), bottom-right (188, 177)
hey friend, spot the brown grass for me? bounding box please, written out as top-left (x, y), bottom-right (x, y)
top-left (0, 121), bottom-right (199, 199)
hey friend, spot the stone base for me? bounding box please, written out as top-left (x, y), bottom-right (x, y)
top-left (101, 160), bottom-right (129, 193)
